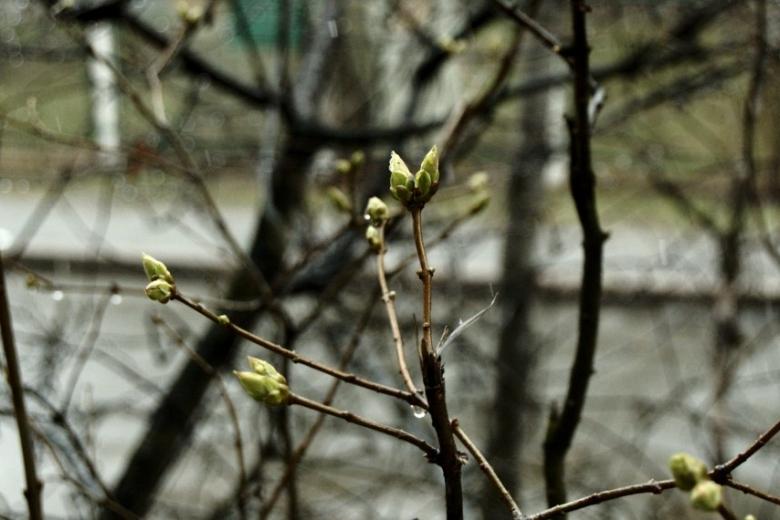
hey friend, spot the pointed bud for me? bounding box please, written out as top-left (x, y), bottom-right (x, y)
top-left (389, 151), bottom-right (412, 179)
top-left (142, 254), bottom-right (174, 284)
top-left (669, 453), bottom-right (708, 491)
top-left (218, 314), bottom-right (230, 325)
top-left (415, 169), bottom-right (432, 199)
top-left (145, 279), bottom-right (174, 304)
top-left (690, 481), bottom-right (722, 511)
top-left (365, 197), bottom-right (389, 226)
top-left (234, 370), bottom-right (290, 406)
top-left (365, 225), bottom-right (382, 253)
top-left (420, 145), bottom-right (439, 185)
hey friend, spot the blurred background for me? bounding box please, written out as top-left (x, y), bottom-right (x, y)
top-left (1, 0), bottom-right (780, 518)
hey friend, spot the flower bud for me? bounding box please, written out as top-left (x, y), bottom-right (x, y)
top-left (365, 197), bottom-right (389, 226)
top-left (420, 145), bottom-right (439, 186)
top-left (668, 453), bottom-right (708, 491)
top-left (365, 225), bottom-right (382, 253)
top-left (145, 279), bottom-right (174, 304)
top-left (234, 370), bottom-right (290, 406)
top-left (690, 481), bottom-right (722, 511)
top-left (218, 314), bottom-right (230, 325)
top-left (142, 254), bottom-right (174, 284)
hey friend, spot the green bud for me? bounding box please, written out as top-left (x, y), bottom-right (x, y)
top-left (218, 314), bottom-right (230, 325)
top-left (420, 145), bottom-right (439, 185)
top-left (246, 356), bottom-right (285, 382)
top-left (234, 370), bottom-right (290, 406)
top-left (690, 481), bottom-right (722, 511)
top-left (350, 150), bottom-right (365, 167)
top-left (390, 169), bottom-right (410, 191)
top-left (415, 169), bottom-right (432, 199)
top-left (142, 253), bottom-right (174, 284)
top-left (389, 151), bottom-right (412, 179)
top-left (365, 197), bottom-right (389, 225)
top-left (335, 159), bottom-right (352, 175)
top-left (145, 279), bottom-right (174, 304)
top-left (365, 225), bottom-right (382, 252)
top-left (326, 187), bottom-right (352, 214)
top-left (669, 453), bottom-right (708, 491)
top-left (391, 184), bottom-right (411, 203)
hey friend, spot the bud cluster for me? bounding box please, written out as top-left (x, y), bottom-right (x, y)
top-left (234, 356), bottom-right (290, 406)
top-left (142, 254), bottom-right (175, 304)
top-left (668, 453), bottom-right (722, 512)
top-left (389, 146), bottom-right (439, 208)
top-left (364, 197), bottom-right (389, 253)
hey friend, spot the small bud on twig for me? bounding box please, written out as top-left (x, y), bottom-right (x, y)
top-left (235, 356), bottom-right (289, 406)
top-left (365, 225), bottom-right (382, 253)
top-left (689, 480), bottom-right (722, 511)
top-left (142, 254), bottom-right (174, 284)
top-left (365, 197), bottom-right (389, 226)
top-left (145, 279), bottom-right (174, 304)
top-left (668, 453), bottom-right (708, 491)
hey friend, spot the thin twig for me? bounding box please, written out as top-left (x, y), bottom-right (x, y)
top-left (375, 223), bottom-right (422, 399)
top-left (286, 393), bottom-right (437, 460)
top-left (411, 207), bottom-right (463, 519)
top-left (713, 417), bottom-right (780, 476)
top-left (723, 478), bottom-right (780, 506)
top-left (527, 479), bottom-right (675, 519)
top-left (173, 292), bottom-right (419, 405)
top-left (451, 419), bottom-right (524, 519)
top-left (0, 251), bottom-right (43, 520)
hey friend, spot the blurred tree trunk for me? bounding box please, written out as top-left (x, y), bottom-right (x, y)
top-left (479, 51), bottom-right (552, 520)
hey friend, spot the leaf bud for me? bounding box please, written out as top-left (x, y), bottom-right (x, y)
top-left (690, 481), bottom-right (722, 512)
top-left (326, 187), bottom-right (352, 214)
top-left (217, 314), bottom-right (230, 325)
top-left (364, 197), bottom-right (389, 226)
top-left (234, 370), bottom-right (290, 406)
top-left (420, 145), bottom-right (439, 186)
top-left (668, 453), bottom-right (708, 491)
top-left (365, 225), bottom-right (382, 253)
top-left (142, 254), bottom-right (174, 284)
top-left (145, 279), bottom-right (174, 304)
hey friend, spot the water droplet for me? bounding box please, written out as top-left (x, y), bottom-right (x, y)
top-left (411, 405), bottom-right (427, 419)
top-left (110, 293), bottom-right (123, 306)
top-left (51, 290), bottom-right (64, 302)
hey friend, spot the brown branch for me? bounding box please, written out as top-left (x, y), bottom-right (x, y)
top-left (0, 251), bottom-right (43, 520)
top-left (528, 479), bottom-right (675, 519)
top-left (411, 207), bottom-right (463, 519)
top-left (723, 478), bottom-right (780, 506)
top-left (172, 292), bottom-right (419, 405)
top-left (286, 393), bottom-right (437, 460)
top-left (713, 417), bottom-right (780, 477)
top-left (543, 0), bottom-right (607, 509)
top-left (451, 419), bottom-right (524, 519)
top-left (375, 223), bottom-right (423, 400)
